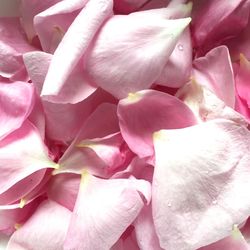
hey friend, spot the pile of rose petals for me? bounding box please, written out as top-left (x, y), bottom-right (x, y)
top-left (1, 0), bottom-right (250, 249)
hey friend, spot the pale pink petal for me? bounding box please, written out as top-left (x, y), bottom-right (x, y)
top-left (199, 227), bottom-right (250, 250)
top-left (7, 200), bottom-right (71, 250)
top-left (176, 79), bottom-right (247, 125)
top-left (85, 12), bottom-right (191, 98)
top-left (34, 0), bottom-right (87, 53)
top-left (41, 0), bottom-right (113, 96)
top-left (192, 46), bottom-right (235, 108)
top-left (118, 89), bottom-right (196, 159)
top-left (23, 51), bottom-right (96, 104)
top-left (0, 81), bottom-right (34, 140)
top-left (0, 18), bottom-right (35, 78)
top-left (192, 0), bottom-right (250, 55)
top-left (20, 0), bottom-right (61, 42)
top-left (47, 173), bottom-right (80, 211)
top-left (0, 120), bottom-right (57, 195)
top-left (156, 28), bottom-right (192, 88)
top-left (64, 172), bottom-right (150, 250)
top-left (134, 205), bottom-right (163, 250)
top-left (153, 119), bottom-right (250, 249)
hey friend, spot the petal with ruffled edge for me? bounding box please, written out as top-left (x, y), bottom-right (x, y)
top-left (153, 119), bottom-right (250, 250)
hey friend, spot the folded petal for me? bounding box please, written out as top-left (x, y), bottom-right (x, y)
top-left (20, 0), bottom-right (61, 42)
top-left (64, 172), bottom-right (150, 250)
top-left (7, 200), bottom-right (71, 250)
top-left (0, 81), bottom-right (34, 140)
top-left (156, 27), bottom-right (192, 88)
top-left (41, 0), bottom-right (113, 96)
top-left (192, 46), bottom-right (235, 108)
top-left (118, 89), bottom-right (196, 159)
top-left (24, 51), bottom-right (96, 104)
top-left (0, 120), bottom-right (57, 195)
top-left (85, 11), bottom-right (191, 98)
top-left (153, 119), bottom-right (250, 249)
top-left (34, 0), bottom-right (87, 53)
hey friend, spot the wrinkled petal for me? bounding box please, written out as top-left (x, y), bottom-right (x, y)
top-left (7, 200), bottom-right (71, 250)
top-left (0, 81), bottom-right (34, 140)
top-left (64, 172), bottom-right (150, 250)
top-left (199, 226), bottom-right (250, 250)
top-left (41, 0), bottom-right (113, 96)
top-left (85, 10), bottom-right (191, 98)
top-left (0, 120), bottom-right (57, 195)
top-left (192, 46), bottom-right (235, 108)
top-left (118, 89), bottom-right (196, 159)
top-left (153, 119), bottom-right (250, 250)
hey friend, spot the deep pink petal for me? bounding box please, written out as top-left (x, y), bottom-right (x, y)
top-left (118, 89), bottom-right (196, 159)
top-left (153, 119), bottom-right (250, 249)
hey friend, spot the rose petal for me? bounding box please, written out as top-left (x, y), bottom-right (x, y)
top-left (153, 119), bottom-right (250, 249)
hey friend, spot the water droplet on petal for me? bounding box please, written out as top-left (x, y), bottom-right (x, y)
top-left (168, 202), bottom-right (172, 207)
top-left (178, 44), bottom-right (184, 51)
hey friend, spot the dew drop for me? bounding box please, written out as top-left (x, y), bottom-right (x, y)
top-left (168, 202), bottom-right (172, 207)
top-left (178, 44), bottom-right (184, 51)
